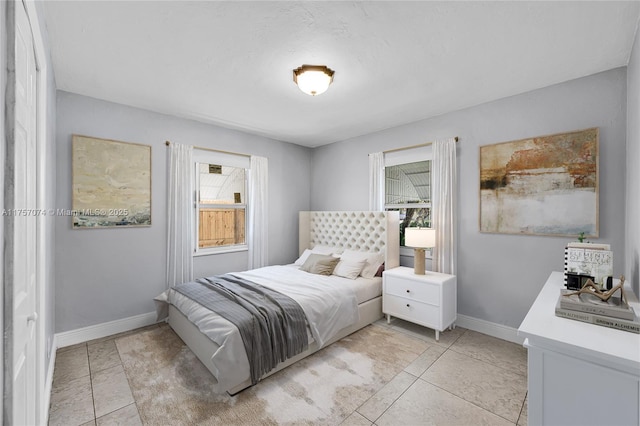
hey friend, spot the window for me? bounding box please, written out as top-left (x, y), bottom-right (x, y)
top-left (383, 146), bottom-right (432, 252)
top-left (385, 160), bottom-right (432, 246)
top-left (194, 150), bottom-right (249, 255)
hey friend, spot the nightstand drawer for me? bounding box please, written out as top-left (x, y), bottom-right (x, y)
top-left (385, 276), bottom-right (439, 305)
top-left (383, 294), bottom-right (440, 327)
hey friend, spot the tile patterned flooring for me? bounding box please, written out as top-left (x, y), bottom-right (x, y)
top-left (48, 319), bottom-right (528, 425)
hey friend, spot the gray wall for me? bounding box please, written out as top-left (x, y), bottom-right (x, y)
top-left (627, 24), bottom-right (640, 297)
top-left (311, 68), bottom-right (627, 329)
top-left (55, 92), bottom-right (312, 332)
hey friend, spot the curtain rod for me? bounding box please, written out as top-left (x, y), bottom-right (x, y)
top-left (165, 140), bottom-right (251, 158)
top-left (381, 136), bottom-right (458, 155)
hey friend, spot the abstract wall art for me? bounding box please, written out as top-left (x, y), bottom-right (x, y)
top-left (480, 128), bottom-right (598, 237)
top-left (72, 135), bottom-right (151, 228)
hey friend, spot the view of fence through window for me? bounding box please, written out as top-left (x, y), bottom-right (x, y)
top-left (197, 163), bottom-right (246, 249)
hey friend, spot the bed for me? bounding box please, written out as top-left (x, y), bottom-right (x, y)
top-left (163, 211), bottom-right (399, 395)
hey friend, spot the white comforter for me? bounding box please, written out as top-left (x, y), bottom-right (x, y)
top-left (234, 265), bottom-right (359, 346)
top-left (157, 264), bottom-right (361, 391)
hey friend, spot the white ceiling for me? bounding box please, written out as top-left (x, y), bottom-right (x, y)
top-left (43, 1), bottom-right (640, 148)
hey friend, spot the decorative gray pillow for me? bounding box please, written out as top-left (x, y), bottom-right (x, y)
top-left (300, 253), bottom-right (340, 276)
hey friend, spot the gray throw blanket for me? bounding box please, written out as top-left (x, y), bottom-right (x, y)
top-left (173, 274), bottom-right (308, 385)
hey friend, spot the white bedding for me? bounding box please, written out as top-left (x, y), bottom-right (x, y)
top-left (160, 264), bottom-right (381, 391)
top-left (235, 264), bottom-right (381, 345)
top-left (347, 273), bottom-right (383, 304)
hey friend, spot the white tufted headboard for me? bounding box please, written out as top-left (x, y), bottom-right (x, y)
top-left (299, 211), bottom-right (400, 270)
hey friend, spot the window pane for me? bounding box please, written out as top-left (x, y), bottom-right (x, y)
top-left (385, 160), bottom-right (432, 247)
top-left (199, 163), bottom-right (245, 204)
top-left (385, 161), bottom-right (431, 205)
top-left (197, 162), bottom-right (246, 250)
top-left (198, 208), bottom-right (246, 248)
top-left (386, 207), bottom-right (430, 246)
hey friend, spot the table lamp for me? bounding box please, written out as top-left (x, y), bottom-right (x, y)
top-left (405, 227), bottom-right (436, 275)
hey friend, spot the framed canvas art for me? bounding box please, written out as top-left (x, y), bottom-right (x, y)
top-left (72, 135), bottom-right (151, 228)
top-left (480, 128), bottom-right (598, 237)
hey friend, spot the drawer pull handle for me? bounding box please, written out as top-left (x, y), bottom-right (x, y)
top-left (406, 289), bottom-right (410, 293)
top-left (406, 304), bottom-right (410, 308)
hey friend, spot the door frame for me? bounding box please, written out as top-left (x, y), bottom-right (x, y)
top-left (26, 0), bottom-right (50, 422)
top-left (3, 0), bottom-right (50, 423)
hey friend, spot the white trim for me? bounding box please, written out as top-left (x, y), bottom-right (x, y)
top-left (455, 314), bottom-right (523, 345)
top-left (193, 245), bottom-right (248, 257)
top-left (55, 312), bottom-right (158, 348)
top-left (20, 1), bottom-right (50, 424)
top-left (384, 145), bottom-right (433, 166)
top-left (193, 157), bottom-right (249, 257)
top-left (385, 203), bottom-right (432, 209)
top-left (193, 148), bottom-right (250, 169)
top-left (43, 334), bottom-right (56, 425)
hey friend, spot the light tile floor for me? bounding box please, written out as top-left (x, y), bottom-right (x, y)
top-left (48, 320), bottom-right (528, 425)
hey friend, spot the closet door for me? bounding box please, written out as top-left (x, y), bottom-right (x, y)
top-left (8, 0), bottom-right (39, 424)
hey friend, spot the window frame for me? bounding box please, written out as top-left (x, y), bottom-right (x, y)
top-left (383, 146), bottom-right (433, 258)
top-left (193, 150), bottom-right (250, 257)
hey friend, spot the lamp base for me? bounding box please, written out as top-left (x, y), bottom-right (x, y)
top-left (414, 248), bottom-right (426, 275)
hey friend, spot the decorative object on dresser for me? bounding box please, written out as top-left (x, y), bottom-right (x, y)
top-left (518, 271), bottom-right (640, 426)
top-left (554, 302), bottom-right (639, 334)
top-left (560, 282), bottom-right (635, 320)
top-left (563, 242), bottom-right (613, 290)
top-left (556, 275), bottom-right (639, 333)
top-left (404, 227), bottom-right (436, 275)
top-left (563, 276), bottom-right (628, 304)
top-left (382, 266), bottom-right (456, 341)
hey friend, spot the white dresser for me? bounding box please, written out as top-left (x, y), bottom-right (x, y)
top-left (518, 271), bottom-right (640, 426)
top-left (382, 266), bottom-right (456, 341)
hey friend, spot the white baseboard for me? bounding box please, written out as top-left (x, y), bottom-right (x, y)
top-left (456, 314), bottom-right (524, 345)
top-left (53, 311), bottom-right (522, 347)
top-left (55, 311), bottom-right (158, 348)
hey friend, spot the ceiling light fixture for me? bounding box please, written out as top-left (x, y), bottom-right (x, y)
top-left (293, 65), bottom-right (335, 96)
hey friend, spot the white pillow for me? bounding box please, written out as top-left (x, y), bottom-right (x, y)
top-left (294, 249), bottom-right (313, 266)
top-left (341, 250), bottom-right (385, 279)
top-left (311, 244), bottom-right (343, 255)
top-left (333, 258), bottom-right (367, 280)
top-left (294, 246), bottom-right (341, 266)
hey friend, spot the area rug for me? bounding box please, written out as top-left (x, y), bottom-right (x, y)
top-left (115, 322), bottom-right (428, 425)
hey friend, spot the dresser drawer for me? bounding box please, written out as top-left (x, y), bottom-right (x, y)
top-left (385, 275), bottom-right (440, 305)
top-left (383, 294), bottom-right (440, 328)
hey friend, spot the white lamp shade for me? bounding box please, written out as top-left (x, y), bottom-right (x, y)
top-left (405, 227), bottom-right (436, 248)
top-left (293, 65), bottom-right (334, 96)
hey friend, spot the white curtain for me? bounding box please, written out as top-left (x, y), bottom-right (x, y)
top-left (166, 143), bottom-right (194, 288)
top-left (248, 156), bottom-right (268, 269)
top-left (432, 138), bottom-right (457, 275)
top-left (368, 152), bottom-right (384, 211)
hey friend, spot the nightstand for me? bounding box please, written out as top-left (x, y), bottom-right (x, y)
top-left (382, 266), bottom-right (457, 341)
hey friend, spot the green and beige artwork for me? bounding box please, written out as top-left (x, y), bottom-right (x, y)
top-left (72, 135), bottom-right (151, 228)
top-left (480, 128), bottom-right (598, 236)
